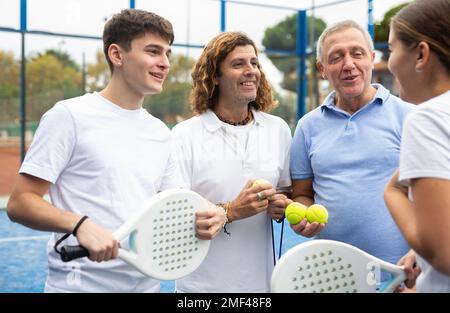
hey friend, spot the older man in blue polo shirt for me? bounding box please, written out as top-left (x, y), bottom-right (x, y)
top-left (289, 20), bottom-right (413, 265)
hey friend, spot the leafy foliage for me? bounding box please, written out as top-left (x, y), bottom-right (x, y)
top-left (374, 2), bottom-right (409, 60)
top-left (86, 50), bottom-right (110, 92)
top-left (0, 51), bottom-right (19, 99)
top-left (26, 52), bottom-right (82, 120)
top-left (262, 14), bottom-right (326, 93)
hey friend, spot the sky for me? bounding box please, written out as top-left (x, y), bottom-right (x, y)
top-left (0, 0), bottom-right (409, 90)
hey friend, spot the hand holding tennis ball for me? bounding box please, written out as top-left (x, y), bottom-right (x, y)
top-left (251, 179), bottom-right (271, 188)
top-left (285, 203), bottom-right (329, 225)
top-left (285, 202), bottom-right (307, 224)
top-left (306, 204), bottom-right (328, 224)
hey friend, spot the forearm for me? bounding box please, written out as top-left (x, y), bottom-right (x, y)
top-left (411, 179), bottom-right (450, 275)
top-left (291, 179), bottom-right (314, 207)
top-left (292, 195), bottom-right (314, 207)
top-left (226, 199), bottom-right (258, 222)
top-left (422, 244), bottom-right (450, 276)
top-left (416, 220), bottom-right (450, 275)
top-left (7, 192), bottom-right (81, 234)
top-left (384, 185), bottom-right (419, 248)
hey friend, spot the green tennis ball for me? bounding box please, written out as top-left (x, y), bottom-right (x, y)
top-left (306, 204), bottom-right (328, 224)
top-left (252, 179), bottom-right (271, 188)
top-left (285, 202), bottom-right (307, 224)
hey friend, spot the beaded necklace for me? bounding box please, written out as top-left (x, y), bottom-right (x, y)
top-left (215, 110), bottom-right (253, 126)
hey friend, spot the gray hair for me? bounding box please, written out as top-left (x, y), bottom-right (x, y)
top-left (316, 20), bottom-right (374, 62)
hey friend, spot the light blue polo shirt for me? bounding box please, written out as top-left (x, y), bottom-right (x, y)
top-left (290, 84), bottom-right (413, 264)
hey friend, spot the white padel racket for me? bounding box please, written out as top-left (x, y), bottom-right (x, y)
top-left (60, 188), bottom-right (210, 280)
top-left (271, 239), bottom-right (406, 293)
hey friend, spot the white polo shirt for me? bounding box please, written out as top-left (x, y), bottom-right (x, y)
top-left (171, 109), bottom-right (292, 292)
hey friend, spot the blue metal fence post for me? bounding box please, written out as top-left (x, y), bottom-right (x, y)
top-left (296, 10), bottom-right (307, 122)
top-left (368, 0), bottom-right (374, 39)
top-left (220, 0), bottom-right (226, 32)
top-left (20, 0), bottom-right (27, 161)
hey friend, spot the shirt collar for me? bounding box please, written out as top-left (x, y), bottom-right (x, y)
top-left (320, 83), bottom-right (389, 112)
top-left (202, 108), bottom-right (265, 132)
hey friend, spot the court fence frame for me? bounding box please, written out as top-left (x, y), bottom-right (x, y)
top-left (0, 0), bottom-right (376, 161)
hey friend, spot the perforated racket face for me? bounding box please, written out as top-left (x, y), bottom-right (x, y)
top-left (118, 189), bottom-right (210, 280)
top-left (271, 240), bottom-right (382, 293)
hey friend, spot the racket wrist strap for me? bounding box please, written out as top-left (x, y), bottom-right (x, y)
top-left (54, 233), bottom-right (71, 255)
top-left (54, 215), bottom-right (89, 255)
top-left (72, 215), bottom-right (89, 236)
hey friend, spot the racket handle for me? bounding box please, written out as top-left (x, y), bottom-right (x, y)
top-left (60, 245), bottom-right (89, 262)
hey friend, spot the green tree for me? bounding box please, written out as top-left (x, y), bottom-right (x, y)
top-left (0, 50), bottom-right (19, 99)
top-left (375, 2), bottom-right (409, 60)
top-left (38, 49), bottom-right (80, 71)
top-left (86, 50), bottom-right (110, 92)
top-left (26, 51), bottom-right (82, 121)
top-left (0, 50), bottom-right (20, 124)
top-left (262, 14), bottom-right (326, 93)
top-left (167, 54), bottom-right (194, 83)
top-left (271, 91), bottom-right (296, 130)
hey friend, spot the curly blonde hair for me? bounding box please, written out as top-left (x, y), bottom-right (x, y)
top-left (190, 32), bottom-right (278, 115)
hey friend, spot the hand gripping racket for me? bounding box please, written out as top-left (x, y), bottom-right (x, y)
top-left (60, 188), bottom-right (211, 280)
top-left (271, 239), bottom-right (406, 293)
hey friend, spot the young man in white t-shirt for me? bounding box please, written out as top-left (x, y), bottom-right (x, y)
top-left (6, 9), bottom-right (220, 292)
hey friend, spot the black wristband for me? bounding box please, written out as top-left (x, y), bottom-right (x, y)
top-left (72, 216), bottom-right (89, 237)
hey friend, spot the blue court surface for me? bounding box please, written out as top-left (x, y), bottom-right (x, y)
top-left (0, 209), bottom-right (306, 293)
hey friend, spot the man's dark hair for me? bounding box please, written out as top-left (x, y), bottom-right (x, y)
top-left (103, 9), bottom-right (174, 73)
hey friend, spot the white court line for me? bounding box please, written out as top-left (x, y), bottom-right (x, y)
top-left (0, 235), bottom-right (50, 243)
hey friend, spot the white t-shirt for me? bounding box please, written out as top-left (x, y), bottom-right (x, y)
top-left (171, 109), bottom-right (292, 292)
top-left (398, 90), bottom-right (450, 292)
top-left (20, 92), bottom-right (182, 292)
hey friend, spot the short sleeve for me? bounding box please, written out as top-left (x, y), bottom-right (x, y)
top-left (290, 120), bottom-right (313, 180)
top-left (158, 138), bottom-right (186, 191)
top-left (399, 109), bottom-right (450, 183)
top-left (19, 104), bottom-right (76, 183)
